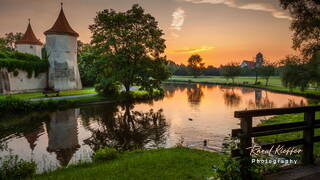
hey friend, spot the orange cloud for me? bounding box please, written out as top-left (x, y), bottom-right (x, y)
top-left (168, 46), bottom-right (215, 54)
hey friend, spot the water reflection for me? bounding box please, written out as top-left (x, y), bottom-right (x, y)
top-left (187, 84), bottom-right (204, 105)
top-left (222, 88), bottom-right (242, 107)
top-left (82, 104), bottom-right (168, 151)
top-left (0, 84), bottom-right (317, 171)
top-left (46, 109), bottom-right (80, 166)
top-left (247, 91), bottom-right (275, 109)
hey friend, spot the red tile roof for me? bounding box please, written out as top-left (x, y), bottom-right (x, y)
top-left (44, 7), bottom-right (79, 37)
top-left (15, 21), bottom-right (43, 45)
top-left (241, 60), bottom-right (256, 68)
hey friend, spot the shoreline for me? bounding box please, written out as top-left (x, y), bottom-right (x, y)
top-left (165, 79), bottom-right (320, 99)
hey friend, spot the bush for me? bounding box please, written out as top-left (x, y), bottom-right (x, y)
top-left (92, 147), bottom-right (119, 162)
top-left (0, 155), bottom-right (37, 180)
top-left (95, 80), bottom-right (121, 97)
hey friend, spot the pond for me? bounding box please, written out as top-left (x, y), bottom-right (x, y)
top-left (0, 83), bottom-right (316, 172)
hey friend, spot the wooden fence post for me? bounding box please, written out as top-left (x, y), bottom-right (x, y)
top-left (303, 111), bottom-right (315, 165)
top-left (240, 116), bottom-right (252, 180)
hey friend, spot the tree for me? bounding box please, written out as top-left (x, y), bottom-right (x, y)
top-left (221, 63), bottom-right (241, 84)
top-left (203, 65), bottom-right (220, 76)
top-left (0, 32), bottom-right (23, 51)
top-left (77, 40), bottom-right (98, 86)
top-left (175, 64), bottom-right (190, 76)
top-left (187, 54), bottom-right (205, 78)
top-left (279, 0), bottom-right (320, 58)
top-left (259, 61), bottom-right (275, 86)
top-left (280, 55), bottom-right (310, 91)
top-left (89, 4), bottom-right (170, 94)
top-left (306, 51), bottom-right (320, 87)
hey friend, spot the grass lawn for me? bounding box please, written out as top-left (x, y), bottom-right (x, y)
top-left (169, 76), bottom-right (283, 86)
top-left (255, 113), bottom-right (320, 157)
top-left (31, 147), bottom-right (225, 180)
top-left (0, 87), bottom-right (96, 100)
top-left (168, 76), bottom-right (320, 98)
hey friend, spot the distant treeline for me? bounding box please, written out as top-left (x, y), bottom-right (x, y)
top-left (167, 60), bottom-right (281, 76)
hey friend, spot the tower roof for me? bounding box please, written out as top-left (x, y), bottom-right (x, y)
top-left (44, 5), bottom-right (79, 37)
top-left (16, 20), bottom-right (43, 45)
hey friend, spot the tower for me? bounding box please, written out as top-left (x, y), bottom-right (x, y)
top-left (15, 19), bottom-right (43, 58)
top-left (255, 52), bottom-right (264, 67)
top-left (44, 3), bottom-right (82, 90)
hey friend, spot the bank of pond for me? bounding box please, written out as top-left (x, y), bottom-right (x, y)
top-left (1, 83), bottom-right (320, 179)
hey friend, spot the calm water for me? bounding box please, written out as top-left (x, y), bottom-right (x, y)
top-left (0, 84), bottom-right (316, 171)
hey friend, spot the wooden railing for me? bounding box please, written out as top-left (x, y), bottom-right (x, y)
top-left (231, 105), bottom-right (320, 179)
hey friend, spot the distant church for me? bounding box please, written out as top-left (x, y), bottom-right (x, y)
top-left (0, 4), bottom-right (82, 94)
top-left (240, 52), bottom-right (264, 69)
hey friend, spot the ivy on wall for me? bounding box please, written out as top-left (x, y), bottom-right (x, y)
top-left (0, 51), bottom-right (49, 78)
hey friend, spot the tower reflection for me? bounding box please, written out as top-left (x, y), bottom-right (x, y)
top-left (46, 109), bottom-right (80, 166)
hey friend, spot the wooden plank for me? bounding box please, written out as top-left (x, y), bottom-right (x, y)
top-left (239, 116), bottom-right (252, 180)
top-left (303, 111), bottom-right (315, 165)
top-left (234, 105), bottom-right (320, 118)
top-left (232, 121), bottom-right (320, 138)
top-left (251, 125), bottom-right (308, 137)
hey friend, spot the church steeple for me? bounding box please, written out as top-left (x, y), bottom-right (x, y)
top-left (16, 19), bottom-right (42, 45)
top-left (44, 4), bottom-right (79, 37)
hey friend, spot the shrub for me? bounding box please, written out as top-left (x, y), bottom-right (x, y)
top-left (0, 155), bottom-right (37, 180)
top-left (92, 147), bottom-right (119, 162)
top-left (0, 51), bottom-right (49, 78)
top-left (95, 79), bottom-right (121, 97)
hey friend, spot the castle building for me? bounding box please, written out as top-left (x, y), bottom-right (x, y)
top-left (44, 5), bottom-right (82, 90)
top-left (0, 4), bottom-right (82, 94)
top-left (240, 52), bottom-right (264, 69)
top-left (15, 19), bottom-right (43, 58)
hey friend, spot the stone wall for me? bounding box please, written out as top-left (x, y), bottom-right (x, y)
top-left (0, 68), bottom-right (47, 94)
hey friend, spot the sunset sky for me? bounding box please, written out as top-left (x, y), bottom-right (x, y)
top-left (0, 0), bottom-right (296, 66)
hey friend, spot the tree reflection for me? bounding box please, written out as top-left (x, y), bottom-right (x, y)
top-left (223, 89), bottom-right (241, 107)
top-left (248, 91), bottom-right (274, 109)
top-left (82, 104), bottom-right (168, 151)
top-left (0, 112), bottom-right (50, 152)
top-left (187, 84), bottom-right (204, 105)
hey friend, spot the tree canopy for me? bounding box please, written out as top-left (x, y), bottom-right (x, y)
top-left (89, 4), bottom-right (170, 94)
top-left (0, 32), bottom-right (23, 51)
top-left (221, 63), bottom-right (241, 83)
top-left (279, 0), bottom-right (320, 58)
top-left (187, 54), bottom-right (205, 78)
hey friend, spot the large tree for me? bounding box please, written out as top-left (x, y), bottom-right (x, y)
top-left (89, 4), bottom-right (170, 94)
top-left (221, 63), bottom-right (241, 84)
top-left (259, 61), bottom-right (276, 86)
top-left (0, 32), bottom-right (23, 51)
top-left (280, 55), bottom-right (310, 91)
top-left (279, 0), bottom-right (320, 58)
top-left (187, 54), bottom-right (205, 78)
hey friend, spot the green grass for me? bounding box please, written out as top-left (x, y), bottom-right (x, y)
top-left (170, 76), bottom-right (283, 86)
top-left (168, 76), bottom-right (320, 98)
top-left (0, 87), bottom-right (96, 100)
top-left (255, 113), bottom-right (320, 157)
top-left (0, 88), bottom-right (163, 113)
top-left (31, 147), bottom-right (225, 180)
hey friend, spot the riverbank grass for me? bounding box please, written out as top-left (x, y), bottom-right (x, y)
top-left (168, 76), bottom-right (320, 98)
top-left (31, 147), bottom-right (225, 180)
top-left (0, 87), bottom-right (96, 100)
